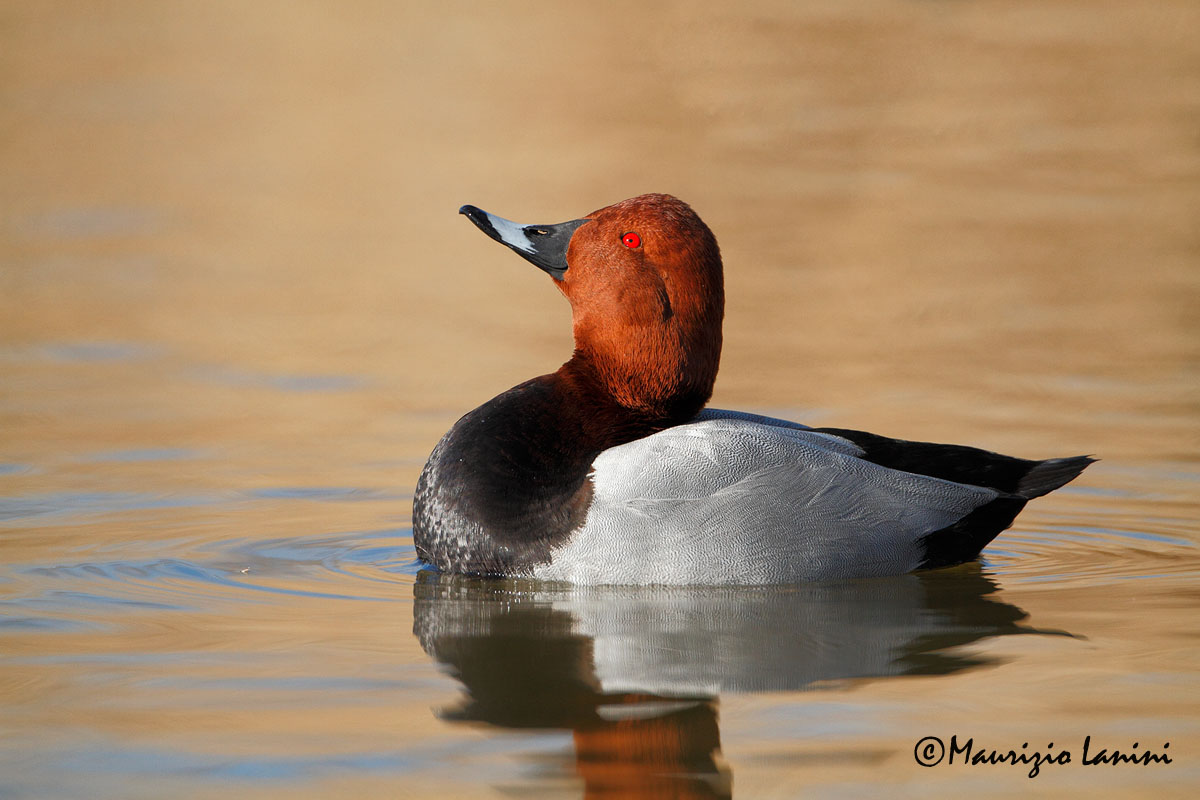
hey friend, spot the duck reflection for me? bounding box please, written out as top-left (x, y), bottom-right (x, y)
top-left (413, 567), bottom-right (1056, 798)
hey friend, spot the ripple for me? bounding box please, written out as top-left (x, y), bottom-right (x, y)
top-left (212, 529), bottom-right (419, 586)
top-left (979, 460), bottom-right (1200, 588)
top-left (245, 487), bottom-right (401, 502)
top-left (39, 341), bottom-right (159, 363)
top-left (80, 448), bottom-right (202, 464)
top-left (11, 530), bottom-right (417, 614)
top-left (986, 516), bottom-right (1199, 587)
top-left (0, 486), bottom-right (402, 526)
top-left (0, 491), bottom-right (234, 525)
top-left (0, 615), bottom-right (94, 632)
top-left (47, 744), bottom-right (421, 781)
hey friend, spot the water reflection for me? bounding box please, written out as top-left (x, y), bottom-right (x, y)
top-left (414, 567), bottom-right (1060, 797)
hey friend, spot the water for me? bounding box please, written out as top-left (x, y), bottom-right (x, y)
top-left (2, 2), bottom-right (1198, 797)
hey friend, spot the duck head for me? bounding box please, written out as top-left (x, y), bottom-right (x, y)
top-left (460, 194), bottom-right (724, 421)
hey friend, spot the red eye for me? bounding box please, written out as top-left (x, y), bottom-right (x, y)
top-left (622, 232), bottom-right (641, 249)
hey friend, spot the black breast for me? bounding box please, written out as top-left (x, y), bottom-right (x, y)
top-left (412, 376), bottom-right (599, 575)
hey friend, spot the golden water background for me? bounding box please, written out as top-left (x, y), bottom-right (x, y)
top-left (2, 2), bottom-right (1198, 797)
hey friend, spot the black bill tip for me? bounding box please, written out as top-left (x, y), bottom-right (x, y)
top-left (458, 204), bottom-right (590, 281)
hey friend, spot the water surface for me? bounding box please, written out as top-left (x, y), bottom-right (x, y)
top-left (2, 2), bottom-right (1198, 797)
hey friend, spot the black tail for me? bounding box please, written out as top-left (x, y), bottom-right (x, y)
top-left (814, 428), bottom-right (1098, 572)
top-left (918, 495), bottom-right (1027, 570)
top-left (1015, 455), bottom-right (1096, 499)
top-left (816, 427), bottom-right (1096, 499)
top-left (918, 456), bottom-right (1095, 570)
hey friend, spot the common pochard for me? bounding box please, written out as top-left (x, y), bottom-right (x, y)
top-left (413, 194), bottom-right (1092, 584)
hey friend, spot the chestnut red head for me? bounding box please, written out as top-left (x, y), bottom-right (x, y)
top-left (459, 194), bottom-right (724, 421)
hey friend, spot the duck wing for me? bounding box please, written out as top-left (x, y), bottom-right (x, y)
top-left (696, 408), bottom-right (1094, 500)
top-left (531, 417), bottom-right (1025, 585)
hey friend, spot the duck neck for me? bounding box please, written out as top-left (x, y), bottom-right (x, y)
top-left (563, 263), bottom-right (724, 429)
top-left (557, 344), bottom-right (714, 446)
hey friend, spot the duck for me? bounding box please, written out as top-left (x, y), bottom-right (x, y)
top-left (412, 193), bottom-right (1093, 585)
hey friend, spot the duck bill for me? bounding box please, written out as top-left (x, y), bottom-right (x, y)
top-left (459, 205), bottom-right (589, 280)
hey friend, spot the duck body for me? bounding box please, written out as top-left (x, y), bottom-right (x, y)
top-left (412, 194), bottom-right (1092, 585)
